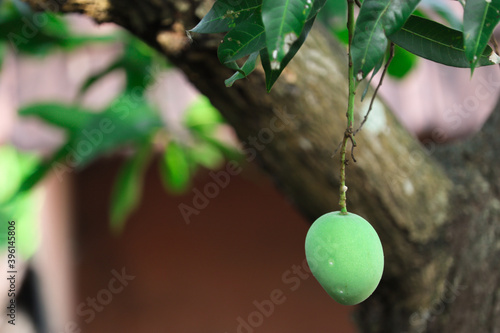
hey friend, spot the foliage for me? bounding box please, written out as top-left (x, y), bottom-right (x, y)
top-left (463, 0), bottom-right (500, 71)
top-left (0, 0), bottom-right (114, 58)
top-left (191, 0), bottom-right (327, 91)
top-left (351, 0), bottom-right (421, 80)
top-left (0, 0), bottom-right (240, 232)
top-left (0, 146), bottom-right (41, 259)
top-left (160, 96), bottom-right (237, 195)
top-left (193, 0), bottom-right (500, 88)
top-left (388, 15), bottom-right (496, 69)
top-left (3, 0), bottom-right (500, 234)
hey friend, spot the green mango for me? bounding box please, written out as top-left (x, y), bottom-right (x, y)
top-left (305, 211), bottom-right (384, 305)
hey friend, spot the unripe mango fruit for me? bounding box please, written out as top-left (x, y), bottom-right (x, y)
top-left (305, 211), bottom-right (384, 305)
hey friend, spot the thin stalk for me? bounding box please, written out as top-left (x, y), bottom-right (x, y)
top-left (339, 0), bottom-right (356, 215)
top-left (354, 43), bottom-right (395, 135)
top-left (347, 0), bottom-right (355, 131)
top-left (339, 136), bottom-right (349, 214)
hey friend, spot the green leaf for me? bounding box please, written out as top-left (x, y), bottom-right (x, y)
top-left (261, 15), bottom-right (316, 91)
top-left (0, 6), bottom-right (114, 56)
top-left (217, 12), bottom-right (266, 64)
top-left (352, 0), bottom-right (421, 79)
top-left (191, 0), bottom-right (262, 33)
top-left (0, 192), bottom-right (40, 259)
top-left (58, 34), bottom-right (118, 51)
top-left (121, 37), bottom-right (156, 92)
top-left (308, 0), bottom-right (327, 19)
top-left (183, 96), bottom-right (224, 132)
top-left (225, 51), bottom-right (260, 87)
top-left (69, 95), bottom-right (162, 169)
top-left (160, 141), bottom-right (192, 193)
top-left (16, 146), bottom-right (68, 196)
top-left (182, 96), bottom-right (242, 162)
top-left (192, 131), bottom-right (243, 161)
top-left (0, 40), bottom-right (5, 66)
top-left (40, 12), bottom-right (70, 36)
top-left (21, 96), bottom-right (163, 172)
top-left (262, 0), bottom-right (314, 70)
top-left (0, 1), bottom-right (19, 23)
top-left (110, 143), bottom-right (151, 232)
top-left (0, 145), bottom-right (38, 203)
top-left (188, 142), bottom-right (225, 170)
top-left (389, 15), bottom-right (497, 68)
top-left (78, 60), bottom-right (124, 97)
top-left (78, 35), bottom-right (166, 97)
top-left (0, 145), bottom-right (41, 258)
top-left (464, 0), bottom-right (500, 70)
top-left (19, 103), bottom-right (95, 133)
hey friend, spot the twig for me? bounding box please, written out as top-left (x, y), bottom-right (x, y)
top-left (338, 0), bottom-right (357, 214)
top-left (348, 133), bottom-right (357, 162)
top-left (490, 35), bottom-right (500, 69)
top-left (339, 134), bottom-right (349, 213)
top-left (490, 35), bottom-right (499, 55)
top-left (354, 43), bottom-right (395, 135)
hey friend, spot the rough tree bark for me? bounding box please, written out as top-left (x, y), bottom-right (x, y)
top-left (24, 1), bottom-right (500, 332)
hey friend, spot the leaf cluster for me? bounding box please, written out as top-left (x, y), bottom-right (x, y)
top-left (193, 0), bottom-right (500, 87)
top-left (0, 0), bottom-right (115, 65)
top-left (3, 0), bottom-right (500, 234)
top-left (0, 1), bottom-right (241, 231)
top-left (352, 0), bottom-right (500, 80)
top-left (191, 0), bottom-right (327, 91)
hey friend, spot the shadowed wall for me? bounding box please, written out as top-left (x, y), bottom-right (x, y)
top-left (73, 157), bottom-right (355, 333)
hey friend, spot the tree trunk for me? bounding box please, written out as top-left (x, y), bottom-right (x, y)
top-left (25, 1), bottom-right (500, 332)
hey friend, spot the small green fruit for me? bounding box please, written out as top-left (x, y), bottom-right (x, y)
top-left (305, 211), bottom-right (384, 305)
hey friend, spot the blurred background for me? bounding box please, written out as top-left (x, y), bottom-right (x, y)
top-left (0, 0), bottom-right (499, 332)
